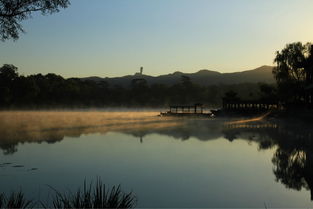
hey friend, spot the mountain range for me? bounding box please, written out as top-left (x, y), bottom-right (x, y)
top-left (81, 65), bottom-right (275, 87)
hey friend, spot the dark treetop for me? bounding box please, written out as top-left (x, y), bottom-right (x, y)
top-left (0, 0), bottom-right (70, 41)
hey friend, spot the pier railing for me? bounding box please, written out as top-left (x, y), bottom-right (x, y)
top-left (222, 99), bottom-right (279, 111)
top-left (169, 104), bottom-right (204, 114)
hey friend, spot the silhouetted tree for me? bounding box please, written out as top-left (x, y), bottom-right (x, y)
top-left (150, 83), bottom-right (169, 106)
top-left (13, 75), bottom-right (39, 105)
top-left (273, 42), bottom-right (313, 104)
top-left (223, 90), bottom-right (240, 102)
top-left (206, 85), bottom-right (219, 106)
top-left (175, 75), bottom-right (204, 104)
top-left (130, 78), bottom-right (149, 105)
top-left (181, 75), bottom-right (192, 89)
top-left (258, 83), bottom-right (277, 102)
top-left (0, 0), bottom-right (70, 41)
top-left (273, 146), bottom-right (313, 200)
top-left (0, 64), bottom-right (18, 106)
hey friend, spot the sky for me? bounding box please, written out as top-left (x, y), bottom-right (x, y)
top-left (0, 0), bottom-right (313, 78)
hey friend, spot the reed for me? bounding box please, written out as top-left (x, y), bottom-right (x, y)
top-left (0, 191), bottom-right (33, 209)
top-left (0, 179), bottom-right (136, 209)
top-left (48, 179), bottom-right (136, 209)
top-left (0, 193), bottom-right (4, 208)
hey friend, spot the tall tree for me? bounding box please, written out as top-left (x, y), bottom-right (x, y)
top-left (273, 42), bottom-right (312, 104)
top-left (0, 64), bottom-right (18, 105)
top-left (0, 0), bottom-right (70, 41)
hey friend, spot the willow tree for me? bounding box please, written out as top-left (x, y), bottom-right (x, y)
top-left (0, 0), bottom-right (70, 41)
top-left (273, 42), bottom-right (312, 104)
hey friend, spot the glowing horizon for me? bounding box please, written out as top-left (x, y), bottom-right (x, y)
top-left (0, 0), bottom-right (312, 78)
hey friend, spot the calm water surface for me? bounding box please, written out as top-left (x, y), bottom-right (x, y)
top-left (0, 111), bottom-right (313, 208)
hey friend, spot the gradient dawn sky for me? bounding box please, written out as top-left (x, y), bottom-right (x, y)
top-left (0, 0), bottom-right (313, 78)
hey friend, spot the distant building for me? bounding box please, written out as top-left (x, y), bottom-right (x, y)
top-left (140, 67), bottom-right (143, 75)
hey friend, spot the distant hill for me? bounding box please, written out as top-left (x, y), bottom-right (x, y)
top-left (81, 65), bottom-right (275, 87)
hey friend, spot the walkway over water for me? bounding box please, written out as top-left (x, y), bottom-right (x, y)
top-left (222, 99), bottom-right (279, 111)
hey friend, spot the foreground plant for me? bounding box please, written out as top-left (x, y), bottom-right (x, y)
top-left (0, 178), bottom-right (136, 209)
top-left (48, 179), bottom-right (136, 209)
top-left (0, 191), bottom-right (33, 209)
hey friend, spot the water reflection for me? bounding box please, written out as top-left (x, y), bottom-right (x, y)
top-left (0, 111), bottom-right (182, 154)
top-left (224, 120), bottom-right (313, 201)
top-left (1, 111), bottom-right (313, 202)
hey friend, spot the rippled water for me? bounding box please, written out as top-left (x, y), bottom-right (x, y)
top-left (0, 111), bottom-right (313, 208)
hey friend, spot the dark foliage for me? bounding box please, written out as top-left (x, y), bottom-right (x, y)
top-left (0, 64), bottom-right (268, 109)
top-left (0, 191), bottom-right (33, 209)
top-left (48, 179), bottom-right (136, 209)
top-left (273, 42), bottom-right (313, 106)
top-left (0, 0), bottom-right (70, 40)
top-left (0, 179), bottom-right (135, 209)
top-left (223, 119), bottom-right (313, 201)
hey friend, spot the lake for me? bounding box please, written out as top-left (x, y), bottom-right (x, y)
top-left (0, 111), bottom-right (313, 208)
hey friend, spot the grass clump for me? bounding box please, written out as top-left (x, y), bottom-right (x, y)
top-left (0, 178), bottom-right (136, 209)
top-left (0, 191), bottom-right (33, 209)
top-left (49, 179), bottom-right (136, 209)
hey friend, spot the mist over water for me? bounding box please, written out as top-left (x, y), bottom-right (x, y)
top-left (0, 111), bottom-right (178, 146)
top-left (0, 111), bottom-right (313, 208)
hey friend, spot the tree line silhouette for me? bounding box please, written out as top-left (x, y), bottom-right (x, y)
top-left (1, 42), bottom-right (312, 109)
top-left (0, 64), bottom-right (271, 109)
